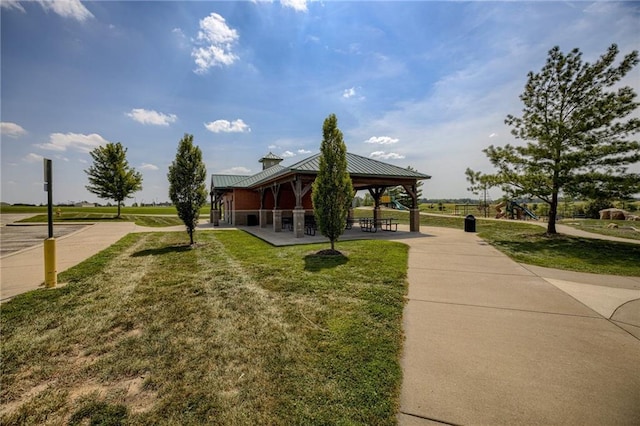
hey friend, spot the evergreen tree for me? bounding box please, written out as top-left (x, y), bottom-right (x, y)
top-left (85, 142), bottom-right (142, 218)
top-left (469, 44), bottom-right (639, 234)
top-left (397, 166), bottom-right (423, 208)
top-left (312, 114), bottom-right (354, 252)
top-left (168, 134), bottom-right (207, 245)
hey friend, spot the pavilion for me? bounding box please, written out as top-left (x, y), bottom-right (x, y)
top-left (210, 152), bottom-right (431, 238)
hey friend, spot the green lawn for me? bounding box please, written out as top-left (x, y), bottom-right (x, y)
top-left (17, 213), bottom-right (183, 228)
top-left (1, 205), bottom-right (210, 216)
top-left (354, 208), bottom-right (640, 276)
top-left (559, 218), bottom-right (640, 241)
top-left (1, 231), bottom-right (407, 425)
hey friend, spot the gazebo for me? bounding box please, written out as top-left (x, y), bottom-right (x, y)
top-left (210, 152), bottom-right (431, 238)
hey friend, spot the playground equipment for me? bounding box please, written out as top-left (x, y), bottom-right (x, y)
top-left (392, 200), bottom-right (407, 210)
top-left (495, 200), bottom-right (538, 220)
top-left (381, 195), bottom-right (408, 210)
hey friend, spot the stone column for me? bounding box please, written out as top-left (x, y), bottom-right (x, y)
top-left (410, 208), bottom-right (420, 232)
top-left (273, 209), bottom-right (282, 233)
top-left (259, 209), bottom-right (268, 228)
top-left (212, 209), bottom-right (220, 226)
top-left (293, 208), bottom-right (305, 238)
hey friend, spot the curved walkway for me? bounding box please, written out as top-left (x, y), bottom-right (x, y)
top-left (397, 226), bottom-right (639, 425)
top-left (1, 218), bottom-right (639, 424)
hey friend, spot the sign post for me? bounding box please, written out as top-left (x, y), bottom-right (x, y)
top-left (43, 159), bottom-right (57, 288)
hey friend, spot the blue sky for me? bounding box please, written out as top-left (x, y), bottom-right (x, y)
top-left (1, 0), bottom-right (639, 205)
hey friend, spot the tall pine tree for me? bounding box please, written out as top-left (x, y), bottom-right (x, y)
top-left (469, 44), bottom-right (639, 234)
top-left (312, 114), bottom-right (354, 252)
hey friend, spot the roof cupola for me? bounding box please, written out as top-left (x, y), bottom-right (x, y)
top-left (259, 152), bottom-right (284, 170)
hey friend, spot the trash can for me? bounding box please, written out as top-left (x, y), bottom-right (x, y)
top-left (464, 214), bottom-right (476, 232)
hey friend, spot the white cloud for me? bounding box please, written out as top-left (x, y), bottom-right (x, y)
top-left (489, 132), bottom-right (498, 138)
top-left (36, 0), bottom-right (94, 21)
top-left (268, 144), bottom-right (278, 149)
top-left (297, 149), bottom-right (312, 155)
top-left (127, 108), bottom-right (177, 126)
top-left (140, 163), bottom-right (159, 171)
top-left (365, 136), bottom-right (399, 145)
top-left (1, 122), bottom-right (27, 138)
top-left (0, 1), bottom-right (25, 13)
top-left (204, 119), bottom-right (251, 133)
top-left (36, 132), bottom-right (108, 153)
top-left (281, 0), bottom-right (308, 12)
top-left (23, 153), bottom-right (44, 163)
top-left (192, 13), bottom-right (239, 73)
top-left (343, 87), bottom-right (356, 98)
top-left (220, 166), bottom-right (251, 174)
top-left (281, 150), bottom-right (295, 158)
top-left (369, 151), bottom-right (405, 160)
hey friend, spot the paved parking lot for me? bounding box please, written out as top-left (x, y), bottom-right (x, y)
top-left (0, 214), bottom-right (87, 256)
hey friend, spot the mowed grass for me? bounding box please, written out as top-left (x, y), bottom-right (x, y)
top-left (1, 230), bottom-right (408, 425)
top-left (18, 213), bottom-right (183, 228)
top-left (354, 208), bottom-right (640, 276)
top-left (559, 218), bottom-right (640, 241)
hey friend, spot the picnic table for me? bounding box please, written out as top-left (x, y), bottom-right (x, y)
top-left (358, 217), bottom-right (399, 232)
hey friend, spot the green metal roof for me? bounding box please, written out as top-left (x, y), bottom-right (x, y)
top-left (259, 152), bottom-right (283, 161)
top-left (289, 152), bottom-right (431, 179)
top-left (233, 164), bottom-right (287, 188)
top-left (211, 174), bottom-right (250, 189)
top-left (211, 152), bottom-right (430, 190)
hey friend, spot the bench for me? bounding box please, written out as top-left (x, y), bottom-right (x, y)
top-left (305, 216), bottom-right (317, 236)
top-left (359, 218), bottom-right (377, 232)
top-left (381, 220), bottom-right (399, 232)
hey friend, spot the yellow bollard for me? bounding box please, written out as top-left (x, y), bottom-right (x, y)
top-left (44, 238), bottom-right (57, 288)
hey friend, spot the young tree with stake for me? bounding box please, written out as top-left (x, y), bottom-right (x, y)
top-left (168, 134), bottom-right (207, 245)
top-left (312, 114), bottom-right (354, 253)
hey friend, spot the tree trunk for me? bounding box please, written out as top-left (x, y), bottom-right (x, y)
top-left (330, 239), bottom-right (335, 251)
top-left (117, 201), bottom-right (121, 219)
top-left (189, 227), bottom-right (194, 245)
top-left (547, 192), bottom-right (558, 235)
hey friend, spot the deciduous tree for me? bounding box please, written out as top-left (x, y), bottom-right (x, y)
top-left (312, 114), bottom-right (354, 252)
top-left (469, 44), bottom-right (639, 234)
top-left (168, 134), bottom-right (207, 245)
top-left (85, 142), bottom-right (142, 218)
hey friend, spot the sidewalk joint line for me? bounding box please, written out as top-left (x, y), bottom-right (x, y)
top-left (399, 410), bottom-right (461, 426)
top-left (408, 266), bottom-right (536, 278)
top-left (408, 298), bottom-right (603, 320)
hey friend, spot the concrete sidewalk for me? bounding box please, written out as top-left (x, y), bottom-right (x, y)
top-left (397, 227), bottom-right (640, 425)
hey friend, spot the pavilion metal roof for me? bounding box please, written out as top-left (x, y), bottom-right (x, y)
top-left (211, 152), bottom-right (430, 190)
top-left (210, 174), bottom-right (250, 190)
top-left (233, 164), bottom-right (287, 188)
top-left (288, 152), bottom-right (431, 179)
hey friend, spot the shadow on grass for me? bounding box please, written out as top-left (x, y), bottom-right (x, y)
top-left (304, 252), bottom-right (349, 272)
top-left (131, 244), bottom-right (193, 257)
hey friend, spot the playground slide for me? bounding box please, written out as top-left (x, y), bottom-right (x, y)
top-left (511, 201), bottom-right (539, 220)
top-left (392, 200), bottom-right (407, 210)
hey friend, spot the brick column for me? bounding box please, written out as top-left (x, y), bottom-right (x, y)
top-left (293, 208), bottom-right (305, 238)
top-left (410, 208), bottom-right (420, 232)
top-left (259, 209), bottom-right (268, 228)
top-left (273, 209), bottom-right (282, 233)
